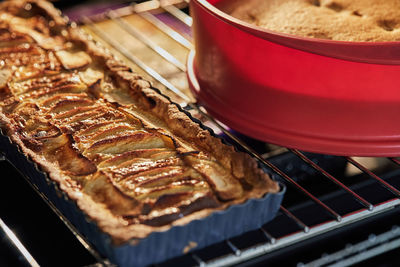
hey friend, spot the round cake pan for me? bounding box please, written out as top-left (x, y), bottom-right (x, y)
top-left (188, 0), bottom-right (400, 156)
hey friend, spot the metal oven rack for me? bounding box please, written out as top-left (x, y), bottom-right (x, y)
top-left (2, 1), bottom-right (400, 266)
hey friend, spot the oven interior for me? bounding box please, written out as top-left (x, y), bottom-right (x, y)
top-left (1, 1), bottom-right (400, 266)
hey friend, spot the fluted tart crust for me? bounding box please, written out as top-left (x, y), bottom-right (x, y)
top-left (0, 0), bottom-right (279, 244)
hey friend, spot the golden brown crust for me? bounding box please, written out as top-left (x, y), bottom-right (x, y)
top-left (219, 0), bottom-right (400, 42)
top-left (0, 0), bottom-right (279, 244)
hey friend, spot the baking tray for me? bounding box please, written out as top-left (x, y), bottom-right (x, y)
top-left (0, 93), bottom-right (285, 266)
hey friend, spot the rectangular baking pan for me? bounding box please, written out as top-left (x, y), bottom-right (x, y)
top-left (0, 100), bottom-right (285, 266)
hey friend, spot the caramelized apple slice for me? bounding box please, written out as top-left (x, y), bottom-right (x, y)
top-left (135, 167), bottom-right (201, 189)
top-left (11, 101), bottom-right (39, 118)
top-left (183, 155), bottom-right (243, 200)
top-left (84, 131), bottom-right (175, 156)
top-left (47, 98), bottom-right (94, 114)
top-left (60, 112), bottom-right (129, 134)
top-left (75, 124), bottom-right (139, 152)
top-left (11, 73), bottom-right (78, 96)
top-left (79, 67), bottom-right (104, 87)
top-left (11, 23), bottom-right (63, 50)
top-left (40, 93), bottom-right (91, 107)
top-left (115, 166), bottom-right (187, 195)
top-left (22, 81), bottom-right (88, 99)
top-left (109, 157), bottom-right (184, 179)
top-left (0, 69), bottom-right (10, 89)
top-left (11, 54), bottom-right (62, 81)
top-left (55, 50), bottom-right (92, 70)
top-left (97, 148), bottom-right (173, 168)
top-left (115, 151), bottom-right (178, 168)
top-left (90, 125), bottom-right (138, 142)
top-left (53, 105), bottom-right (100, 120)
top-left (40, 134), bottom-right (97, 176)
top-left (76, 121), bottom-right (115, 138)
top-left (83, 173), bottom-right (142, 216)
top-left (135, 180), bottom-right (207, 201)
top-left (138, 191), bottom-right (219, 226)
top-left (12, 112), bottom-right (61, 141)
top-left (0, 28), bottom-right (33, 47)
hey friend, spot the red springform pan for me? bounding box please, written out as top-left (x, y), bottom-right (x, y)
top-left (187, 0), bottom-right (400, 156)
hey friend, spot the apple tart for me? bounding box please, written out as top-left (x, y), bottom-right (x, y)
top-left (0, 0), bottom-right (279, 245)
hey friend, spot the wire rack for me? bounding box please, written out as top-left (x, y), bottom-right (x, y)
top-left (2, 1), bottom-right (400, 266)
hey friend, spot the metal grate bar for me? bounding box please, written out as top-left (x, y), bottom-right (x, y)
top-left (303, 226), bottom-right (400, 267)
top-left (260, 228), bottom-right (276, 244)
top-left (191, 253), bottom-right (206, 267)
top-left (206, 199), bottom-right (400, 267)
top-left (106, 10), bottom-right (186, 71)
top-left (329, 237), bottom-right (400, 267)
top-left (162, 4), bottom-right (193, 26)
top-left (389, 157), bottom-right (400, 166)
top-left (137, 11), bottom-right (193, 49)
top-left (226, 240), bottom-right (241, 256)
top-left (82, 16), bottom-right (190, 104)
top-left (290, 149), bottom-right (374, 211)
top-left (0, 217), bottom-right (40, 267)
top-left (347, 157), bottom-right (400, 198)
top-left (280, 205), bottom-right (309, 233)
